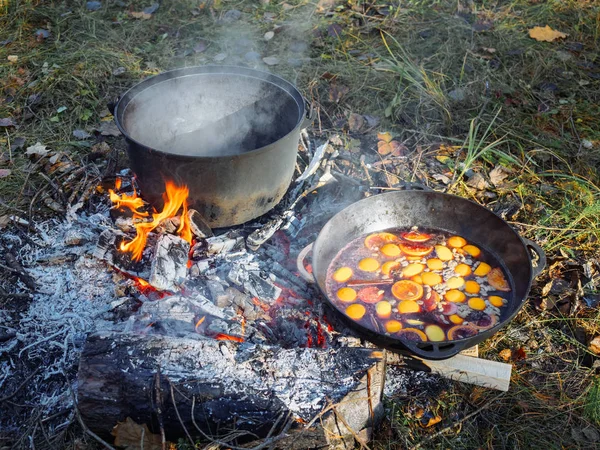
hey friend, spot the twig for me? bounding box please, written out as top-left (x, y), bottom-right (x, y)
top-left (19, 329), bottom-right (66, 358)
top-left (152, 369), bottom-right (167, 450)
top-left (409, 393), bottom-right (504, 450)
top-left (66, 379), bottom-right (116, 450)
top-left (3, 250), bottom-right (37, 290)
top-left (0, 367), bottom-right (41, 402)
top-left (168, 379), bottom-right (195, 448)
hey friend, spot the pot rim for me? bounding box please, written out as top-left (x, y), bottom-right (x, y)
top-left (310, 189), bottom-right (538, 355)
top-left (113, 65), bottom-right (308, 161)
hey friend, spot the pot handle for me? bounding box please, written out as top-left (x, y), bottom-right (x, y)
top-left (401, 339), bottom-right (470, 360)
top-left (296, 242), bottom-right (315, 283)
top-left (523, 238), bottom-right (546, 279)
top-left (301, 98), bottom-right (314, 130)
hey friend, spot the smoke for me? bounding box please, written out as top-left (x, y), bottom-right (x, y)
top-left (120, 4), bottom-right (317, 157)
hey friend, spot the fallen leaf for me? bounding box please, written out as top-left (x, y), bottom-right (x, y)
top-left (194, 41), bottom-right (208, 53)
top-left (377, 131), bottom-right (393, 143)
top-left (466, 172), bottom-right (490, 190)
top-left (327, 23), bottom-right (343, 39)
top-left (435, 155), bottom-right (452, 165)
top-left (589, 336), bottom-right (600, 355)
top-left (528, 26), bottom-right (568, 42)
top-left (112, 417), bottom-right (163, 450)
top-left (26, 142), bottom-right (49, 157)
top-left (262, 56), bottom-right (280, 66)
top-left (432, 173), bottom-right (451, 184)
top-left (112, 66), bottom-right (126, 76)
top-left (213, 53), bottom-right (228, 62)
top-left (0, 215), bottom-right (10, 229)
top-left (130, 11), bottom-right (152, 20)
top-left (97, 121), bottom-right (121, 137)
top-left (377, 140), bottom-right (406, 156)
top-left (328, 83), bottom-right (349, 103)
top-left (499, 348), bottom-right (512, 361)
top-left (0, 169), bottom-right (11, 178)
top-left (10, 137), bottom-right (25, 151)
top-left (86, 1), bottom-right (102, 11)
top-left (264, 31), bottom-right (274, 41)
top-left (73, 129), bottom-right (91, 140)
top-left (7, 55), bottom-right (18, 63)
top-left (0, 118), bottom-right (16, 127)
top-left (424, 415), bottom-right (442, 427)
top-left (348, 113), bottom-right (364, 132)
top-left (35, 29), bottom-right (51, 41)
top-left (489, 165), bottom-right (511, 187)
top-left (513, 346), bottom-right (527, 361)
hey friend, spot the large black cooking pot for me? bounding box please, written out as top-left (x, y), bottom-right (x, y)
top-left (112, 66), bottom-right (311, 228)
top-left (299, 189), bottom-right (546, 360)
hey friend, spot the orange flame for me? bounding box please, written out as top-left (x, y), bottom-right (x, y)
top-left (195, 316), bottom-right (206, 332)
top-left (108, 178), bottom-right (148, 217)
top-left (117, 180), bottom-right (193, 261)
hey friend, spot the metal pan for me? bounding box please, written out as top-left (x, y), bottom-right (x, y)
top-left (297, 188), bottom-right (546, 360)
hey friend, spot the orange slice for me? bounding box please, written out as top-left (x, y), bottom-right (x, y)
top-left (392, 280), bottom-right (424, 301)
top-left (425, 324), bottom-right (445, 342)
top-left (449, 314), bottom-right (464, 324)
top-left (381, 243), bottom-right (401, 257)
top-left (381, 261), bottom-right (400, 276)
top-left (399, 242), bottom-right (433, 257)
top-left (346, 303), bottom-right (366, 320)
top-left (465, 280), bottom-right (480, 294)
top-left (447, 325), bottom-right (479, 340)
top-left (473, 262), bottom-right (491, 276)
top-left (398, 300), bottom-right (420, 313)
top-left (357, 286), bottom-right (384, 304)
top-left (468, 297), bottom-right (486, 310)
top-left (427, 258), bottom-right (444, 271)
top-left (411, 274), bottom-right (423, 284)
top-left (337, 287), bottom-right (357, 302)
top-left (397, 328), bottom-right (427, 342)
top-left (385, 320), bottom-right (403, 333)
top-left (463, 244), bottom-right (481, 258)
top-left (445, 289), bottom-right (466, 303)
top-left (446, 276), bottom-right (465, 289)
top-left (447, 236), bottom-right (467, 248)
top-left (376, 301), bottom-right (392, 318)
top-left (488, 295), bottom-right (505, 307)
top-left (487, 268), bottom-right (511, 291)
top-left (401, 231), bottom-right (432, 242)
top-left (332, 267), bottom-right (353, 282)
top-left (455, 263), bottom-right (472, 277)
top-left (435, 245), bottom-right (453, 261)
top-left (364, 232), bottom-right (399, 250)
top-left (358, 257), bottom-right (380, 272)
top-left (421, 272), bottom-right (442, 286)
top-left (402, 263), bottom-right (425, 278)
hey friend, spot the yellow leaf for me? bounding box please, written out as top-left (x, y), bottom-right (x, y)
top-left (130, 11), bottom-right (152, 20)
top-left (425, 415), bottom-right (442, 427)
top-left (435, 155), bottom-right (451, 164)
top-left (377, 131), bottom-right (393, 143)
top-left (528, 26), bottom-right (568, 42)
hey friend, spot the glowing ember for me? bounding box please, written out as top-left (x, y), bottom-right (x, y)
top-left (112, 180), bottom-right (193, 261)
top-left (214, 334), bottom-right (244, 343)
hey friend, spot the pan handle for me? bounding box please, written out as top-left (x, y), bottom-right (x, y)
top-left (107, 96), bottom-right (120, 116)
top-left (523, 238), bottom-right (546, 279)
top-left (296, 242), bottom-right (315, 283)
top-left (301, 98), bottom-right (314, 130)
top-left (401, 339), bottom-right (470, 360)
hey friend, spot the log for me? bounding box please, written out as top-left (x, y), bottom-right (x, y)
top-left (77, 332), bottom-right (383, 445)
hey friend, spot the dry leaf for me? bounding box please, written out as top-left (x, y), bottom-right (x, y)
top-left (348, 113), bottom-right (364, 132)
top-left (328, 83), bottom-right (349, 103)
top-left (424, 415), bottom-right (442, 427)
top-left (7, 55), bottom-right (18, 62)
top-left (529, 26), bottom-right (568, 42)
top-left (0, 169), bottom-right (11, 178)
top-left (489, 165), bottom-right (511, 187)
top-left (112, 417), bottom-right (163, 450)
top-left (377, 131), bottom-right (393, 143)
top-left (130, 11), bottom-right (153, 20)
top-left (589, 336), bottom-right (600, 355)
top-left (499, 348), bottom-right (512, 361)
top-left (26, 142), bottom-right (49, 157)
